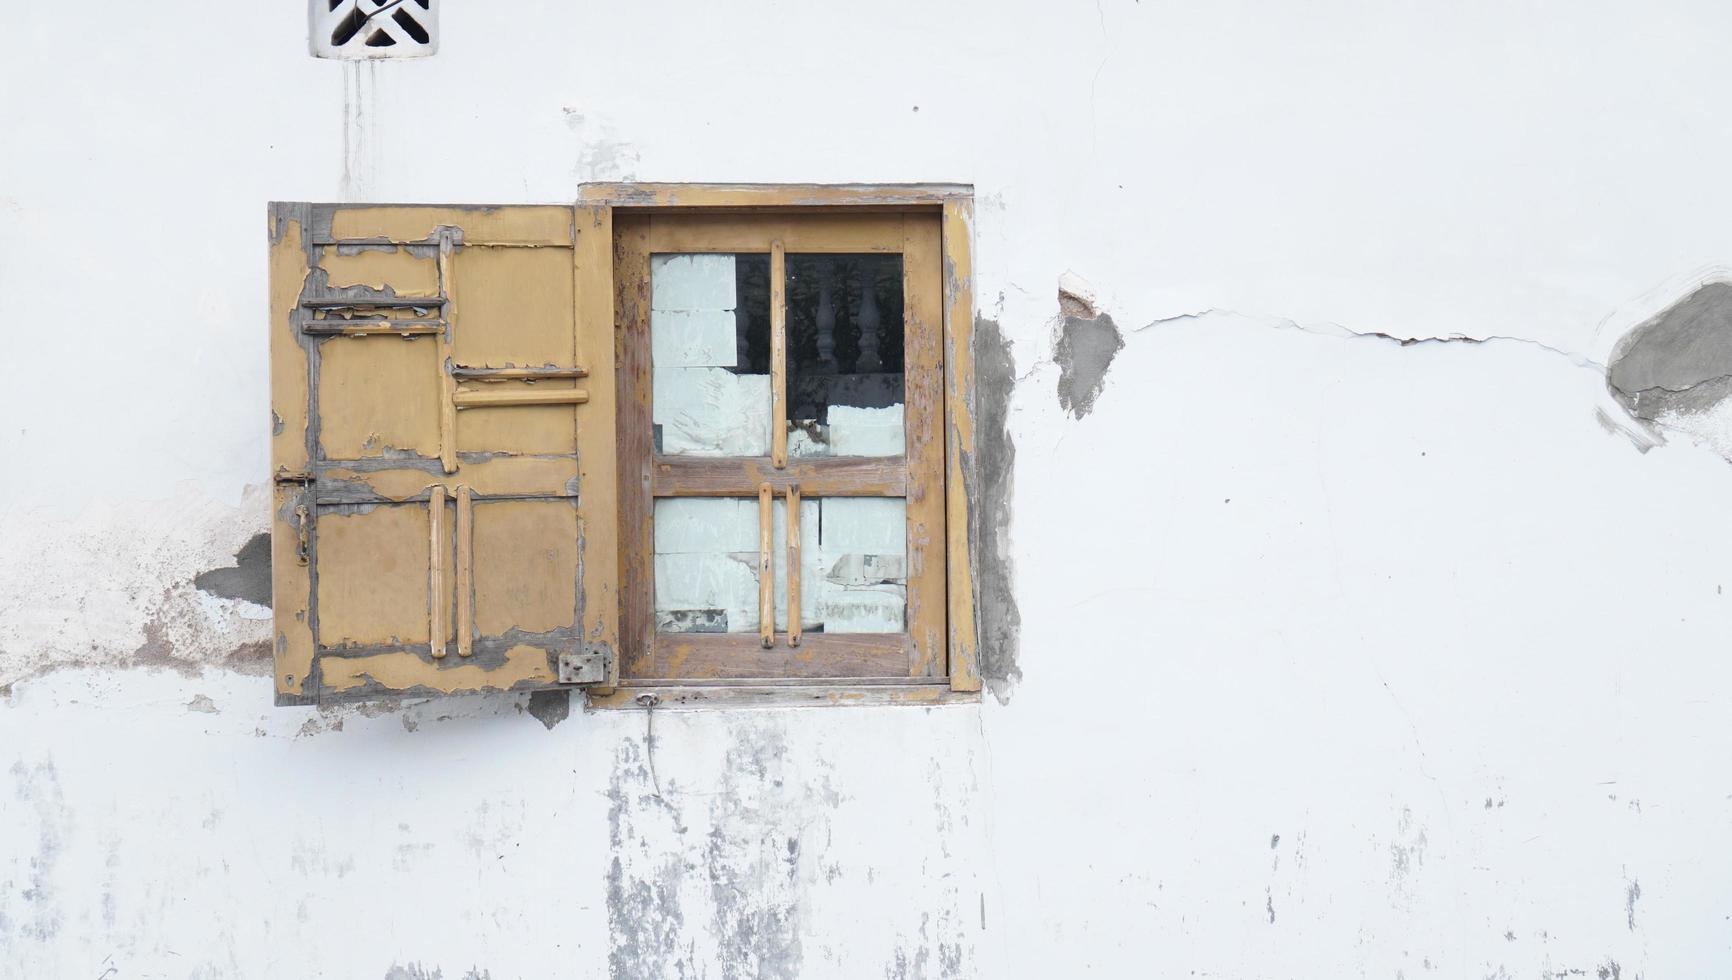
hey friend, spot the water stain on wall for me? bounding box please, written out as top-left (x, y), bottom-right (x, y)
top-left (605, 718), bottom-right (847, 980)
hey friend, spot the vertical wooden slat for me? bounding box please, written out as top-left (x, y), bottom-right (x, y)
top-left (429, 485), bottom-right (448, 658)
top-left (436, 232), bottom-right (459, 474)
top-left (902, 215), bottom-right (948, 678)
top-left (616, 215), bottom-right (656, 678)
top-left (786, 485), bottom-right (802, 647)
top-left (759, 483), bottom-right (775, 649)
top-left (268, 204), bottom-right (316, 703)
top-left (455, 484), bottom-right (474, 657)
top-left (575, 204), bottom-right (622, 689)
top-left (941, 198), bottom-right (981, 692)
top-left (770, 239), bottom-right (788, 469)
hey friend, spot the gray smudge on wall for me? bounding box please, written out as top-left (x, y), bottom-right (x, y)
top-left (526, 690), bottom-right (571, 731)
top-left (384, 966), bottom-right (488, 980)
top-left (1055, 310), bottom-right (1124, 419)
top-left (193, 533), bottom-right (273, 607)
top-left (1606, 282), bottom-right (1732, 430)
top-left (974, 317), bottom-right (1023, 703)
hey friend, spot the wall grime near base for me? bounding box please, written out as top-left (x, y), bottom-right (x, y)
top-left (8, 0), bottom-right (1732, 977)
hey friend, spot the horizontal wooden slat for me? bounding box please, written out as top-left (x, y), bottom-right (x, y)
top-left (320, 205), bottom-right (575, 246)
top-left (303, 322), bottom-right (443, 337)
top-left (645, 633), bottom-right (908, 680)
top-left (317, 455), bottom-right (578, 500)
top-left (651, 456), bottom-right (906, 497)
top-left (647, 214), bottom-right (906, 254)
top-left (453, 388), bottom-right (589, 408)
top-left (579, 182), bottom-right (970, 208)
top-left (304, 297), bottom-right (445, 309)
top-left (450, 366), bottom-right (588, 381)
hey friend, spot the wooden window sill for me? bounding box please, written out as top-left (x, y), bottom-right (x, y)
top-left (586, 678), bottom-right (977, 710)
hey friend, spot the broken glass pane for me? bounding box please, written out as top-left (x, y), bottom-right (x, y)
top-left (651, 253), bottom-right (772, 456)
top-left (652, 496), bottom-right (907, 635)
top-left (785, 254), bottom-right (905, 458)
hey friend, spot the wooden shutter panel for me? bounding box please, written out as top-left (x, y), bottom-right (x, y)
top-left (268, 204), bottom-right (618, 704)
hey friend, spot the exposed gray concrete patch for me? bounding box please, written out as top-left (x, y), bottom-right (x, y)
top-left (383, 966), bottom-right (443, 980)
top-left (526, 690), bottom-right (570, 731)
top-left (185, 694), bottom-right (219, 714)
top-left (1055, 311), bottom-right (1124, 419)
top-left (1625, 877), bottom-right (1641, 931)
top-left (193, 533), bottom-right (272, 608)
top-left (973, 317), bottom-right (1022, 704)
top-left (1606, 283), bottom-right (1732, 435)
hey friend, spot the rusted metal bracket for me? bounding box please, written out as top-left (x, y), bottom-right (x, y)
top-left (558, 650), bottom-right (608, 685)
top-left (274, 471), bottom-right (316, 566)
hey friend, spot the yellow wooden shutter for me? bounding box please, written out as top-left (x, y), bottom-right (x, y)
top-left (268, 204), bottom-right (618, 704)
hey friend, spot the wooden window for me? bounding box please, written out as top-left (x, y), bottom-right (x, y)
top-left (269, 187), bottom-right (980, 706)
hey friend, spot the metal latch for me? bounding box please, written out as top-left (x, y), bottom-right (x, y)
top-left (558, 650), bottom-right (608, 685)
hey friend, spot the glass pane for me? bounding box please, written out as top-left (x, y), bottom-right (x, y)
top-left (652, 496), bottom-right (907, 635)
top-left (651, 253), bottom-right (772, 456)
top-left (807, 497), bottom-right (906, 633)
top-left (785, 254), bottom-right (905, 458)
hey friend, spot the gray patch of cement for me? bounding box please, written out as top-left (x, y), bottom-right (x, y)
top-left (526, 690), bottom-right (570, 731)
top-left (974, 317), bottom-right (1022, 703)
top-left (1607, 282), bottom-right (1732, 424)
top-left (1055, 312), bottom-right (1124, 419)
top-left (193, 533), bottom-right (272, 608)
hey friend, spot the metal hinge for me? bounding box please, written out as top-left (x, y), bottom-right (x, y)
top-left (557, 649), bottom-right (608, 685)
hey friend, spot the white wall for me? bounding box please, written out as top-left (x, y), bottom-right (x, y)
top-left (5, 2), bottom-right (1732, 976)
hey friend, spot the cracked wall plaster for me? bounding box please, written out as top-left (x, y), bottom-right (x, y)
top-left (0, 487), bottom-right (275, 691)
top-left (1606, 282), bottom-right (1732, 458)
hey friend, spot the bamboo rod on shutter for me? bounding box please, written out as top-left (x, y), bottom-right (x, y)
top-left (759, 483), bottom-right (775, 649)
top-left (429, 485), bottom-right (448, 658)
top-left (436, 232), bottom-right (459, 474)
top-left (786, 485), bottom-right (802, 647)
top-left (770, 240), bottom-right (788, 469)
top-left (455, 485), bottom-right (474, 658)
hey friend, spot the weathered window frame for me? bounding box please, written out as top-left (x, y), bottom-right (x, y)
top-left (580, 183), bottom-right (982, 707)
